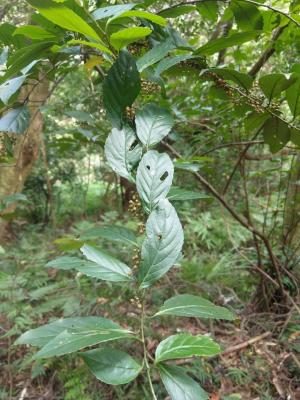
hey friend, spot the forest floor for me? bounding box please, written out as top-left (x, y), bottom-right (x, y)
top-left (1, 222), bottom-right (299, 400)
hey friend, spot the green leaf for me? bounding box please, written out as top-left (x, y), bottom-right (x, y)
top-left (154, 54), bottom-right (193, 76)
top-left (65, 110), bottom-right (94, 123)
top-left (155, 333), bottom-right (220, 362)
top-left (92, 4), bottom-right (135, 20)
top-left (117, 10), bottom-right (167, 26)
top-left (259, 73), bottom-right (293, 101)
top-left (139, 199), bottom-right (183, 288)
top-left (46, 256), bottom-right (89, 270)
top-left (195, 31), bottom-right (260, 55)
top-left (291, 127), bottom-right (300, 146)
top-left (80, 244), bottom-right (133, 282)
top-left (286, 75), bottom-right (300, 117)
top-left (65, 39), bottom-right (112, 55)
top-left (103, 51), bottom-right (141, 128)
top-left (196, 2), bottom-right (219, 22)
top-left (110, 27), bottom-right (152, 51)
top-left (53, 237), bottom-right (83, 251)
top-left (167, 187), bottom-right (211, 201)
top-left (2, 42), bottom-right (53, 82)
top-left (0, 107), bottom-right (30, 134)
top-left (137, 39), bottom-right (176, 72)
top-left (154, 294), bottom-right (236, 320)
top-left (136, 150), bottom-right (174, 212)
top-left (210, 68), bottom-right (253, 90)
top-left (82, 347), bottom-right (142, 385)
top-left (135, 103), bottom-right (174, 147)
top-left (81, 225), bottom-right (137, 246)
top-left (230, 0), bottom-right (263, 30)
top-left (31, 318), bottom-right (134, 359)
top-left (244, 112), bottom-right (270, 133)
top-left (158, 364), bottom-right (208, 400)
top-left (13, 25), bottom-right (57, 40)
top-left (0, 75), bottom-right (27, 105)
top-left (105, 125), bottom-right (142, 182)
top-left (27, 0), bottom-right (100, 41)
top-left (159, 5), bottom-right (196, 18)
top-left (262, 117), bottom-right (290, 153)
top-left (16, 316), bottom-right (123, 347)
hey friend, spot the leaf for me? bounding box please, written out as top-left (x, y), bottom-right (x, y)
top-left (196, 2), bottom-right (219, 22)
top-left (103, 51), bottom-right (141, 128)
top-left (82, 347), bottom-right (141, 385)
top-left (136, 150), bottom-right (174, 212)
top-left (117, 10), bottom-right (167, 26)
top-left (174, 161), bottom-right (200, 172)
top-left (46, 256), bottom-right (89, 270)
top-left (155, 333), bottom-right (220, 362)
top-left (291, 127), bottom-right (300, 146)
top-left (158, 364), bottom-right (208, 400)
top-left (210, 68), bottom-right (253, 90)
top-left (154, 54), bottom-right (193, 76)
top-left (159, 5), bottom-right (196, 18)
top-left (230, 0), bottom-right (263, 30)
top-left (262, 117), bottom-right (290, 153)
top-left (80, 244), bottom-right (133, 282)
top-left (0, 76), bottom-right (27, 105)
top-left (137, 39), bottom-right (176, 72)
top-left (135, 103), bottom-right (174, 147)
top-left (286, 74), bottom-right (300, 117)
top-left (53, 237), bottom-right (83, 251)
top-left (65, 39), bottom-right (112, 55)
top-left (110, 27), bottom-right (152, 51)
top-left (139, 199), bottom-right (184, 288)
top-left (154, 294), bottom-right (236, 320)
top-left (13, 25), bottom-right (57, 40)
top-left (15, 316), bottom-right (124, 347)
top-left (259, 73), bottom-right (293, 101)
top-left (167, 187), bottom-right (211, 201)
top-left (29, 318), bottom-right (134, 359)
top-left (65, 110), bottom-right (94, 123)
top-left (105, 125), bottom-right (142, 182)
top-left (27, 0), bottom-right (101, 41)
top-left (92, 4), bottom-right (135, 20)
top-left (81, 225), bottom-right (137, 246)
top-left (244, 112), bottom-right (270, 133)
top-left (0, 107), bottom-right (30, 134)
top-left (195, 31), bottom-right (260, 55)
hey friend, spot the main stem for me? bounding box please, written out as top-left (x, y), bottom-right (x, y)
top-left (140, 292), bottom-right (158, 400)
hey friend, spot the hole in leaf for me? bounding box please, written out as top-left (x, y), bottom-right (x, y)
top-left (160, 171), bottom-right (168, 181)
top-left (146, 165), bottom-right (151, 170)
top-left (129, 140), bottom-right (138, 151)
top-left (157, 233), bottom-right (162, 240)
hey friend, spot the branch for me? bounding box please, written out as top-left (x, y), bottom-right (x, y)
top-left (222, 331), bottom-right (271, 355)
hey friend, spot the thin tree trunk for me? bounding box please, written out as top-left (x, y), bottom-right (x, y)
top-left (0, 77), bottom-right (49, 241)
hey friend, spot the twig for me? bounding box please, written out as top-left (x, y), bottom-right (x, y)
top-left (222, 331), bottom-right (271, 355)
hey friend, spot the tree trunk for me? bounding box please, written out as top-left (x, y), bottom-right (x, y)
top-left (0, 77), bottom-right (49, 241)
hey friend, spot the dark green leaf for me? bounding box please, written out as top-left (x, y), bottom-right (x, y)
top-left (195, 31), bottom-right (260, 55)
top-left (230, 0), bottom-right (263, 30)
top-left (103, 51), bottom-right (141, 128)
top-left (259, 73), bottom-right (293, 101)
top-left (262, 117), bottom-right (290, 153)
top-left (158, 364), bottom-right (208, 400)
top-left (0, 107), bottom-right (30, 134)
top-left (139, 199), bottom-right (183, 288)
top-left (159, 5), bottom-right (196, 18)
top-left (210, 68), bottom-right (253, 90)
top-left (244, 112), bottom-right (270, 133)
top-left (286, 75), bottom-right (300, 117)
top-left (154, 294), bottom-right (235, 320)
top-left (155, 333), bottom-right (220, 362)
top-left (196, 2), bottom-right (219, 22)
top-left (82, 347), bottom-right (142, 385)
top-left (154, 54), bottom-right (193, 76)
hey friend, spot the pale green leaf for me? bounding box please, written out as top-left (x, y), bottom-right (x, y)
top-left (0, 107), bottom-right (30, 133)
top-left (0, 75), bottom-right (27, 105)
top-left (117, 10), bottom-right (167, 26)
top-left (139, 199), bottom-right (183, 288)
top-left (92, 4), bottom-right (135, 20)
top-left (65, 39), bottom-right (112, 55)
top-left (167, 187), bottom-right (211, 201)
top-left (137, 39), bottom-right (176, 72)
top-left (105, 125), bottom-right (142, 182)
top-left (155, 333), bottom-right (220, 362)
top-left (110, 27), bottom-right (152, 51)
top-left (136, 150), bottom-right (174, 212)
top-left (81, 225), bottom-right (137, 246)
top-left (135, 103), bottom-right (174, 147)
top-left (13, 25), bottom-right (57, 40)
